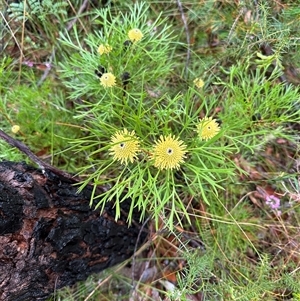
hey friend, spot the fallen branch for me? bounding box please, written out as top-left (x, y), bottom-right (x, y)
top-left (0, 160), bottom-right (147, 301)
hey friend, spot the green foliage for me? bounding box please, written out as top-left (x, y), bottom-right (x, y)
top-left (58, 2), bottom-right (236, 230)
top-left (1, 0), bottom-right (300, 300)
top-left (7, 0), bottom-right (67, 22)
top-left (169, 250), bottom-right (300, 301)
top-left (215, 60), bottom-right (300, 152)
top-left (0, 58), bottom-right (78, 169)
top-left (168, 250), bottom-right (214, 300)
top-left (59, 2), bottom-right (174, 99)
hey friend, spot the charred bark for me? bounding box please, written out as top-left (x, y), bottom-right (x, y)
top-left (0, 161), bottom-right (147, 301)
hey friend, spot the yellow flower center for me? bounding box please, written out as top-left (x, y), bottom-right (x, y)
top-left (197, 117), bottom-right (220, 141)
top-left (109, 129), bottom-right (140, 164)
top-left (193, 78), bottom-right (205, 88)
top-left (128, 28), bottom-right (143, 42)
top-left (97, 44), bottom-right (112, 55)
top-left (167, 148), bottom-right (173, 155)
top-left (100, 72), bottom-right (116, 88)
top-left (11, 125), bottom-right (20, 134)
top-left (151, 134), bottom-right (187, 170)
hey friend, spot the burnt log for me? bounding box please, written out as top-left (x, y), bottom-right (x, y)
top-left (0, 161), bottom-right (147, 301)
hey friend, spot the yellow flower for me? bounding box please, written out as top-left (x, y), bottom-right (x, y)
top-left (197, 117), bottom-right (220, 141)
top-left (151, 134), bottom-right (187, 170)
top-left (193, 78), bottom-right (205, 88)
top-left (128, 28), bottom-right (143, 43)
top-left (110, 129), bottom-right (140, 164)
top-left (100, 72), bottom-right (116, 88)
top-left (97, 44), bottom-right (112, 55)
top-left (11, 125), bottom-right (20, 134)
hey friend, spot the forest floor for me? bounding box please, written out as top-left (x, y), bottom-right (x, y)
top-left (1, 1), bottom-right (300, 300)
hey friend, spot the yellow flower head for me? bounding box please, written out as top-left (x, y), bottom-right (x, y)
top-left (193, 78), bottom-right (204, 89)
top-left (128, 28), bottom-right (143, 43)
top-left (110, 129), bottom-right (140, 164)
top-left (151, 134), bottom-right (187, 170)
top-left (100, 72), bottom-right (116, 88)
top-left (11, 125), bottom-right (20, 134)
top-left (197, 117), bottom-right (220, 141)
top-left (97, 44), bottom-right (112, 55)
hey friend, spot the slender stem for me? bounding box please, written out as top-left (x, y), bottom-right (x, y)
top-left (176, 0), bottom-right (191, 80)
top-left (0, 129), bottom-right (77, 182)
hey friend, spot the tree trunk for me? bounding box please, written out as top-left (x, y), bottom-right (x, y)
top-left (0, 161), bottom-right (147, 301)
